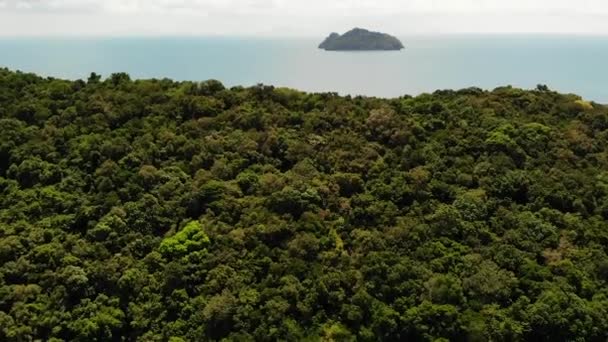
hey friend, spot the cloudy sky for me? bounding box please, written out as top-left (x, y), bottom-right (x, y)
top-left (0, 0), bottom-right (607, 36)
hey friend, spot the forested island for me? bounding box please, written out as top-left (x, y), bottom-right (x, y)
top-left (2, 68), bottom-right (608, 341)
top-left (319, 28), bottom-right (404, 51)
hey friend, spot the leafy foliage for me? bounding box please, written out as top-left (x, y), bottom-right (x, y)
top-left (159, 221), bottom-right (209, 258)
top-left (1, 68), bottom-right (608, 340)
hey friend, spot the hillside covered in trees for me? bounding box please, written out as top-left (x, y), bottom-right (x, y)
top-left (2, 68), bottom-right (608, 341)
top-left (318, 28), bottom-right (404, 51)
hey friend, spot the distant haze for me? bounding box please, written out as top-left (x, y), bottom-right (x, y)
top-left (1, 0), bottom-right (608, 36)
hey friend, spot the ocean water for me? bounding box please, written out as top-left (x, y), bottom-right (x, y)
top-left (1, 35), bottom-right (607, 102)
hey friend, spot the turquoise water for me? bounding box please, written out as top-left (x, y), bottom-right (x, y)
top-left (1, 35), bottom-right (607, 101)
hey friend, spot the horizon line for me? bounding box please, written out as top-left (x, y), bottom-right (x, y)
top-left (2, 32), bottom-right (608, 39)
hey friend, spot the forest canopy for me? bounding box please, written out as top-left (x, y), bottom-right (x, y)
top-left (1, 68), bottom-right (608, 341)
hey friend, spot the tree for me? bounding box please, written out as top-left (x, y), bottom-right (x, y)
top-left (159, 221), bottom-right (210, 258)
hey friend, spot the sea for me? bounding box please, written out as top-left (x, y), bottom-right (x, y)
top-left (1, 35), bottom-right (607, 102)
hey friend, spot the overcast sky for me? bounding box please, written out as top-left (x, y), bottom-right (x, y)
top-left (1, 0), bottom-right (607, 36)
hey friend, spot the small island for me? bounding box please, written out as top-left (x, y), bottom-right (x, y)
top-left (319, 28), bottom-right (404, 51)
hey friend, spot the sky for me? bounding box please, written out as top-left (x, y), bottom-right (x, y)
top-left (0, 0), bottom-right (607, 36)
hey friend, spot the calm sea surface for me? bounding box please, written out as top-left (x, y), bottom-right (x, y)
top-left (1, 35), bottom-right (607, 102)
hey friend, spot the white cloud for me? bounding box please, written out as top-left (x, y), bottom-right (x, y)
top-left (0, 0), bottom-right (281, 13)
top-left (0, 0), bottom-right (607, 35)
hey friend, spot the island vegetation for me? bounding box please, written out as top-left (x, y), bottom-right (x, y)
top-left (1, 68), bottom-right (608, 341)
top-left (319, 28), bottom-right (404, 51)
